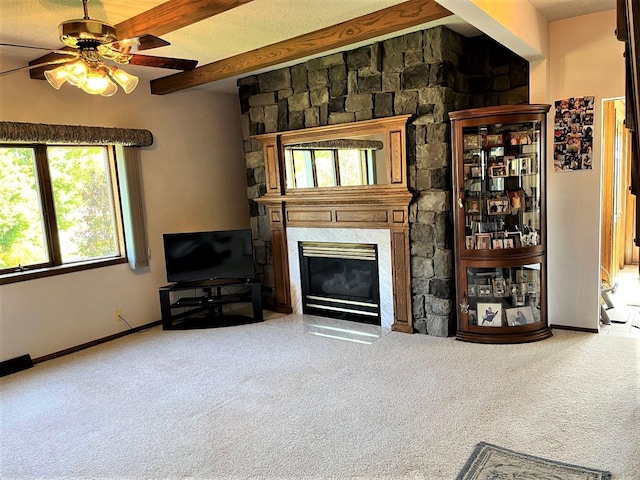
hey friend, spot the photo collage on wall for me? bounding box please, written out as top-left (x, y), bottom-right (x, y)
top-left (553, 96), bottom-right (595, 171)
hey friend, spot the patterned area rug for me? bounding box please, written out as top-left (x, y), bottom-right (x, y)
top-left (457, 442), bottom-right (612, 480)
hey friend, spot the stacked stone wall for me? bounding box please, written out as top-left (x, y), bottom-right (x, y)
top-left (238, 27), bottom-right (528, 336)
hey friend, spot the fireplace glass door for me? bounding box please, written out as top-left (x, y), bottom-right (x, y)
top-left (299, 242), bottom-right (380, 325)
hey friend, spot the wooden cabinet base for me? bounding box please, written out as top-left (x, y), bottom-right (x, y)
top-left (456, 327), bottom-right (552, 344)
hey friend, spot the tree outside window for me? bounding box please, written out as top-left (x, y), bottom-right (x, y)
top-left (0, 145), bottom-right (124, 274)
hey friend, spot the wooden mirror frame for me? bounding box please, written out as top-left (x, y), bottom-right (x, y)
top-left (253, 115), bottom-right (415, 332)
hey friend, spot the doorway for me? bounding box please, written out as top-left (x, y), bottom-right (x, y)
top-left (600, 98), bottom-right (640, 335)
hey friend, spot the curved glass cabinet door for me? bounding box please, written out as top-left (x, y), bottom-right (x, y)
top-left (461, 121), bottom-right (542, 253)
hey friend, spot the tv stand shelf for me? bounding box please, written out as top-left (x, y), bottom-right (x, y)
top-left (159, 280), bottom-right (263, 330)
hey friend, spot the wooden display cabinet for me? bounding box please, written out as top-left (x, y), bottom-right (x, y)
top-left (449, 104), bottom-right (552, 343)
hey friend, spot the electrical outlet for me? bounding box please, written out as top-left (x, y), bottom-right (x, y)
top-left (114, 309), bottom-right (122, 322)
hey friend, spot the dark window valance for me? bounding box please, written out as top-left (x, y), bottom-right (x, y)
top-left (0, 121), bottom-right (153, 147)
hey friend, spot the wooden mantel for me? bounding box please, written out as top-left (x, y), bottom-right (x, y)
top-left (253, 115), bottom-right (415, 333)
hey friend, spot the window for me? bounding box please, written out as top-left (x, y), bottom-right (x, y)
top-left (0, 144), bottom-right (125, 278)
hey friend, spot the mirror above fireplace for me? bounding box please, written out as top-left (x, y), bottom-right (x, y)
top-left (254, 114), bottom-right (412, 198)
top-left (283, 134), bottom-right (388, 189)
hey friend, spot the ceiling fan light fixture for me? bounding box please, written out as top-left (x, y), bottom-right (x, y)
top-left (109, 66), bottom-right (138, 94)
top-left (99, 77), bottom-right (118, 97)
top-left (64, 60), bottom-right (89, 87)
top-left (44, 65), bottom-right (68, 90)
top-left (81, 65), bottom-right (113, 95)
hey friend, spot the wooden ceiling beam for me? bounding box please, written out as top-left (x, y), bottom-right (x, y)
top-left (150, 0), bottom-right (452, 95)
top-left (29, 0), bottom-right (253, 80)
top-left (115, 0), bottom-right (254, 39)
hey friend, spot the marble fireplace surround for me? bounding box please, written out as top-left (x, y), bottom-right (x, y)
top-left (254, 115), bottom-right (414, 333)
top-left (287, 227), bottom-right (394, 329)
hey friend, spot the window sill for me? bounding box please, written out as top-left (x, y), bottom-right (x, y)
top-left (0, 257), bottom-right (128, 285)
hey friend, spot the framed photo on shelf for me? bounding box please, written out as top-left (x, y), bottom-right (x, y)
top-left (476, 220), bottom-right (501, 234)
top-left (519, 156), bottom-right (533, 175)
top-left (505, 231), bottom-right (522, 247)
top-left (509, 131), bottom-right (531, 145)
top-left (492, 277), bottom-right (508, 297)
top-left (485, 134), bottom-right (504, 147)
top-left (477, 303), bottom-right (503, 327)
top-left (525, 196), bottom-right (539, 212)
top-left (468, 310), bottom-right (477, 325)
top-left (465, 198), bottom-right (482, 215)
top-left (492, 239), bottom-right (504, 249)
top-left (506, 156), bottom-right (518, 175)
top-left (506, 306), bottom-right (535, 326)
top-left (487, 197), bottom-right (509, 215)
top-left (465, 235), bottom-right (475, 249)
top-left (507, 189), bottom-right (524, 213)
top-left (489, 165), bottom-right (508, 178)
top-left (475, 233), bottom-right (492, 250)
top-left (503, 238), bottom-right (515, 249)
top-left (468, 285), bottom-right (478, 297)
top-left (478, 285), bottom-right (493, 297)
top-left (463, 134), bottom-right (483, 150)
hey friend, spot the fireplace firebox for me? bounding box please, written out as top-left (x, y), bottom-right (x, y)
top-left (299, 242), bottom-right (380, 325)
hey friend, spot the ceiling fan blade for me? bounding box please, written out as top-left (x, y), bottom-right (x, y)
top-left (0, 57), bottom-right (75, 77)
top-left (100, 34), bottom-right (170, 57)
top-left (127, 54), bottom-right (197, 71)
top-left (134, 34), bottom-right (170, 51)
top-left (0, 43), bottom-right (77, 56)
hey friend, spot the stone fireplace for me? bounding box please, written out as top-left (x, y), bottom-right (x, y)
top-left (239, 25), bottom-right (530, 336)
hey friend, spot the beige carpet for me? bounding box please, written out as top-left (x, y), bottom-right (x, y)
top-left (1, 314), bottom-right (639, 479)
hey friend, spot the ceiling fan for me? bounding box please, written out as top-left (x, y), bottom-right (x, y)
top-left (0, 0), bottom-right (198, 96)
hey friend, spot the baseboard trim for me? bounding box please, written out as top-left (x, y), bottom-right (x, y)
top-left (550, 324), bottom-right (599, 334)
top-left (0, 354), bottom-right (34, 377)
top-left (33, 320), bottom-right (162, 364)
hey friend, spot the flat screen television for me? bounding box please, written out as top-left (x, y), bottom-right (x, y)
top-left (163, 229), bottom-right (255, 283)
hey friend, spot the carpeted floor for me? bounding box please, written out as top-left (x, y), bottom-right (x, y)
top-left (1, 313), bottom-right (639, 479)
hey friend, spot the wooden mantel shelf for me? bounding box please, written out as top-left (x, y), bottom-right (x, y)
top-left (257, 187), bottom-right (414, 206)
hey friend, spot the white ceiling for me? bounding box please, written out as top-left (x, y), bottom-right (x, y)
top-left (528, 0), bottom-right (615, 22)
top-left (0, 0), bottom-right (618, 94)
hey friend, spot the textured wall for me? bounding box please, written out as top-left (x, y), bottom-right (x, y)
top-left (238, 26), bottom-right (529, 336)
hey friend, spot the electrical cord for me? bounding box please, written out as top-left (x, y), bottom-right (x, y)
top-left (116, 313), bottom-right (154, 333)
top-left (116, 313), bottom-right (133, 330)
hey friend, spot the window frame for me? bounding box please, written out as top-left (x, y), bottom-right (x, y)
top-left (0, 143), bottom-right (127, 285)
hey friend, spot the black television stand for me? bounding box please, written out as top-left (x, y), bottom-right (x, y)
top-left (159, 279), bottom-right (262, 330)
